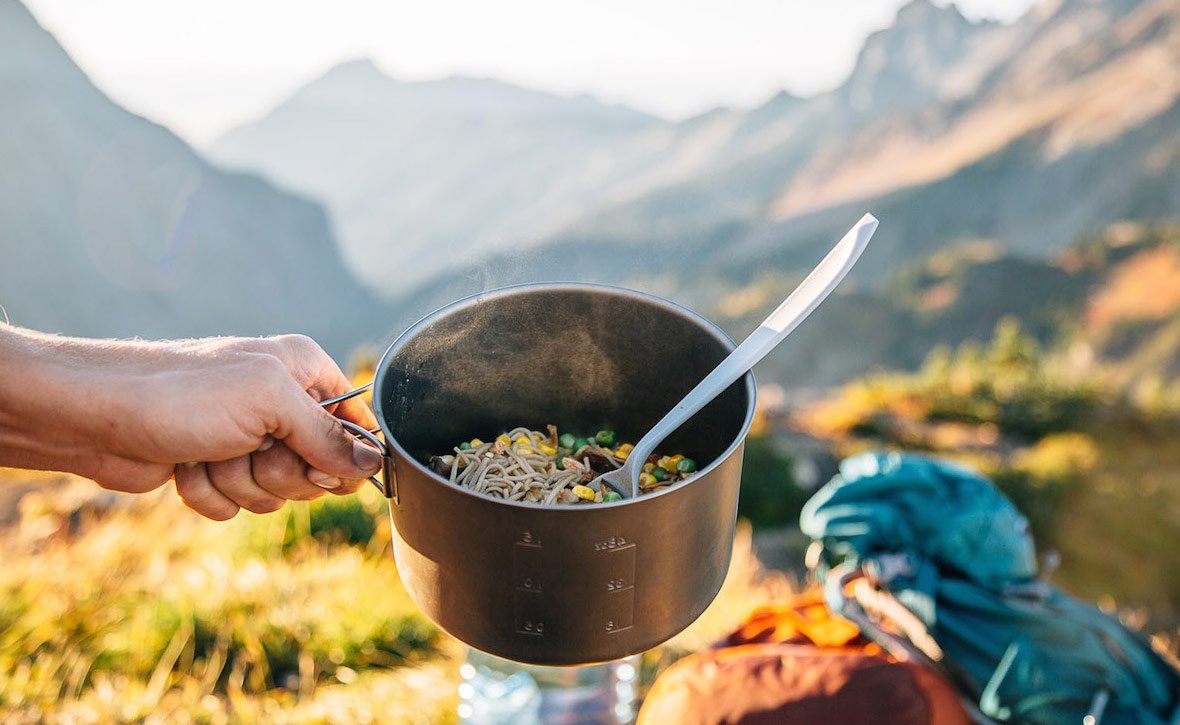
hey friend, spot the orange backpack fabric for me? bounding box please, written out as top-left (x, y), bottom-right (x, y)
top-left (638, 590), bottom-right (969, 725)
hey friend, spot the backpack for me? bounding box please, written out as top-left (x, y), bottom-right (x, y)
top-left (800, 452), bottom-right (1180, 725)
top-left (637, 589), bottom-right (970, 725)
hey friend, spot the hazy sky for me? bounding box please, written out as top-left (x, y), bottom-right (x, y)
top-left (24, 0), bottom-right (1038, 146)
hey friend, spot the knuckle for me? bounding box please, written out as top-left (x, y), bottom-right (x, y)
top-left (278, 333), bottom-right (320, 356)
top-left (242, 496), bottom-right (285, 514)
top-left (176, 485), bottom-right (240, 521)
top-left (175, 477), bottom-right (212, 506)
top-left (253, 452), bottom-right (301, 487)
top-left (204, 503), bottom-right (241, 521)
top-left (331, 478), bottom-right (366, 496)
top-left (250, 353), bottom-right (291, 380)
top-left (248, 357), bottom-right (297, 406)
top-left (290, 487), bottom-right (326, 501)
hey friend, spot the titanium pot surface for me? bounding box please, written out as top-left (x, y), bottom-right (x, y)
top-left (348, 283), bottom-right (755, 665)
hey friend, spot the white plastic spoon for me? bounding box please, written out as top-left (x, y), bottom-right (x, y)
top-left (595, 213), bottom-right (879, 499)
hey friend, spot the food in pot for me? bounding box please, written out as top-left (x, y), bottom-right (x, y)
top-left (428, 425), bottom-right (697, 504)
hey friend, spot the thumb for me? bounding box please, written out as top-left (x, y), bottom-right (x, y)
top-left (275, 387), bottom-right (384, 481)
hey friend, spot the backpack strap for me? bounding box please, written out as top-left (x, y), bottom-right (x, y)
top-left (825, 563), bottom-right (999, 725)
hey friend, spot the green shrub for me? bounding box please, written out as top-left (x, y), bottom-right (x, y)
top-left (917, 319), bottom-right (1100, 438)
top-left (738, 436), bottom-right (809, 528)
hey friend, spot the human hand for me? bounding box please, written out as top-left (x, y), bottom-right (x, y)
top-left (0, 327), bottom-right (382, 519)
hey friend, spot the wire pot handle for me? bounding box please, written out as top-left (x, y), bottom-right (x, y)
top-left (319, 381), bottom-right (392, 498)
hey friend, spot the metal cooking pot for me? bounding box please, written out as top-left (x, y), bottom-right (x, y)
top-left (333, 282), bottom-right (756, 665)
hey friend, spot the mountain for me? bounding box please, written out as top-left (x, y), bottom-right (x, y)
top-left (556, 0), bottom-right (1180, 270)
top-left (202, 0), bottom-right (1180, 389)
top-left (375, 0), bottom-right (1180, 388)
top-left (209, 2), bottom-right (1009, 296)
top-left (210, 61), bottom-right (677, 290)
top-left (0, 0), bottom-right (386, 356)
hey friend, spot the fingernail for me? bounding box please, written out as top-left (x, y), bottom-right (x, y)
top-left (258, 435), bottom-right (275, 452)
top-left (352, 441), bottom-right (383, 474)
top-left (307, 469), bottom-right (342, 489)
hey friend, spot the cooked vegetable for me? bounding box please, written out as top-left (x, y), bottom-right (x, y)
top-left (431, 426), bottom-right (700, 505)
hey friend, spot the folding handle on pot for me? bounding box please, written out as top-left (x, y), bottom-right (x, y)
top-left (319, 382), bottom-right (394, 499)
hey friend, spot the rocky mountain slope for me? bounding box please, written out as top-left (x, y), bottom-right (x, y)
top-left (376, 0), bottom-right (1180, 387)
top-left (0, 0), bottom-right (387, 355)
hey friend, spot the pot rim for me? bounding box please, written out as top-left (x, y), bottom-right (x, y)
top-left (372, 281), bottom-right (758, 510)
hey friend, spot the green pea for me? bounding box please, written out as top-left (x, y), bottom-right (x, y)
top-left (651, 466), bottom-right (668, 482)
top-left (676, 458), bottom-right (697, 473)
top-left (603, 491), bottom-right (623, 503)
top-left (573, 437), bottom-right (591, 451)
top-left (458, 441), bottom-right (472, 450)
top-left (594, 430), bottom-right (617, 447)
top-left (558, 433), bottom-right (577, 450)
top-left (555, 458), bottom-right (565, 470)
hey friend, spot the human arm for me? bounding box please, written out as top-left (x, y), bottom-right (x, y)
top-left (0, 324), bottom-right (382, 519)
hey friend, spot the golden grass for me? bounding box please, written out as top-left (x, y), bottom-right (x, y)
top-left (0, 467), bottom-right (793, 723)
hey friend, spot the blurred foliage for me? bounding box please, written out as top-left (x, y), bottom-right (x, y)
top-left (915, 319), bottom-right (1102, 438)
top-left (235, 490), bottom-right (384, 554)
top-left (984, 433), bottom-right (1098, 549)
top-left (0, 469), bottom-right (799, 723)
top-left (0, 481), bottom-right (445, 722)
top-left (737, 435), bottom-right (808, 529)
top-left (795, 318), bottom-right (1180, 622)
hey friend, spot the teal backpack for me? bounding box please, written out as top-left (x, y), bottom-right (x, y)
top-left (800, 452), bottom-right (1180, 725)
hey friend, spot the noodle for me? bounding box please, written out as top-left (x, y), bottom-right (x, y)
top-left (429, 426), bottom-right (699, 505)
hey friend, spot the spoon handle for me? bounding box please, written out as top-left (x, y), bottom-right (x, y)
top-left (628, 213), bottom-right (879, 486)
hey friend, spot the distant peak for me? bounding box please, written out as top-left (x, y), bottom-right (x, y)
top-left (765, 89), bottom-right (804, 107)
top-left (893, 0), bottom-right (972, 29)
top-left (897, 0), bottom-right (937, 18)
top-left (320, 57), bottom-right (391, 82)
top-left (839, 0), bottom-right (993, 113)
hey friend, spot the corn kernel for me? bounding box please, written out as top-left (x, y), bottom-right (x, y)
top-left (671, 454), bottom-right (685, 464)
top-left (657, 456), bottom-right (676, 470)
top-left (572, 485), bottom-right (595, 501)
top-left (469, 438), bottom-right (484, 446)
top-left (614, 447), bottom-right (632, 460)
top-left (639, 472), bottom-right (657, 488)
top-left (643, 462), bottom-right (655, 473)
top-left (514, 435), bottom-right (531, 446)
top-left (518, 447), bottom-right (535, 455)
top-left (496, 434), bottom-right (511, 445)
top-left (538, 443), bottom-right (558, 456)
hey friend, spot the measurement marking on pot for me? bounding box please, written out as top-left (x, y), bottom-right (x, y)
top-left (599, 542), bottom-right (636, 633)
top-left (514, 538), bottom-right (547, 636)
top-left (514, 541), bottom-right (543, 592)
top-left (593, 535), bottom-right (627, 551)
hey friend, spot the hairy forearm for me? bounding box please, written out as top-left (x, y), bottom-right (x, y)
top-left (0, 325), bottom-right (216, 479)
top-left (0, 323), bottom-right (105, 475)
